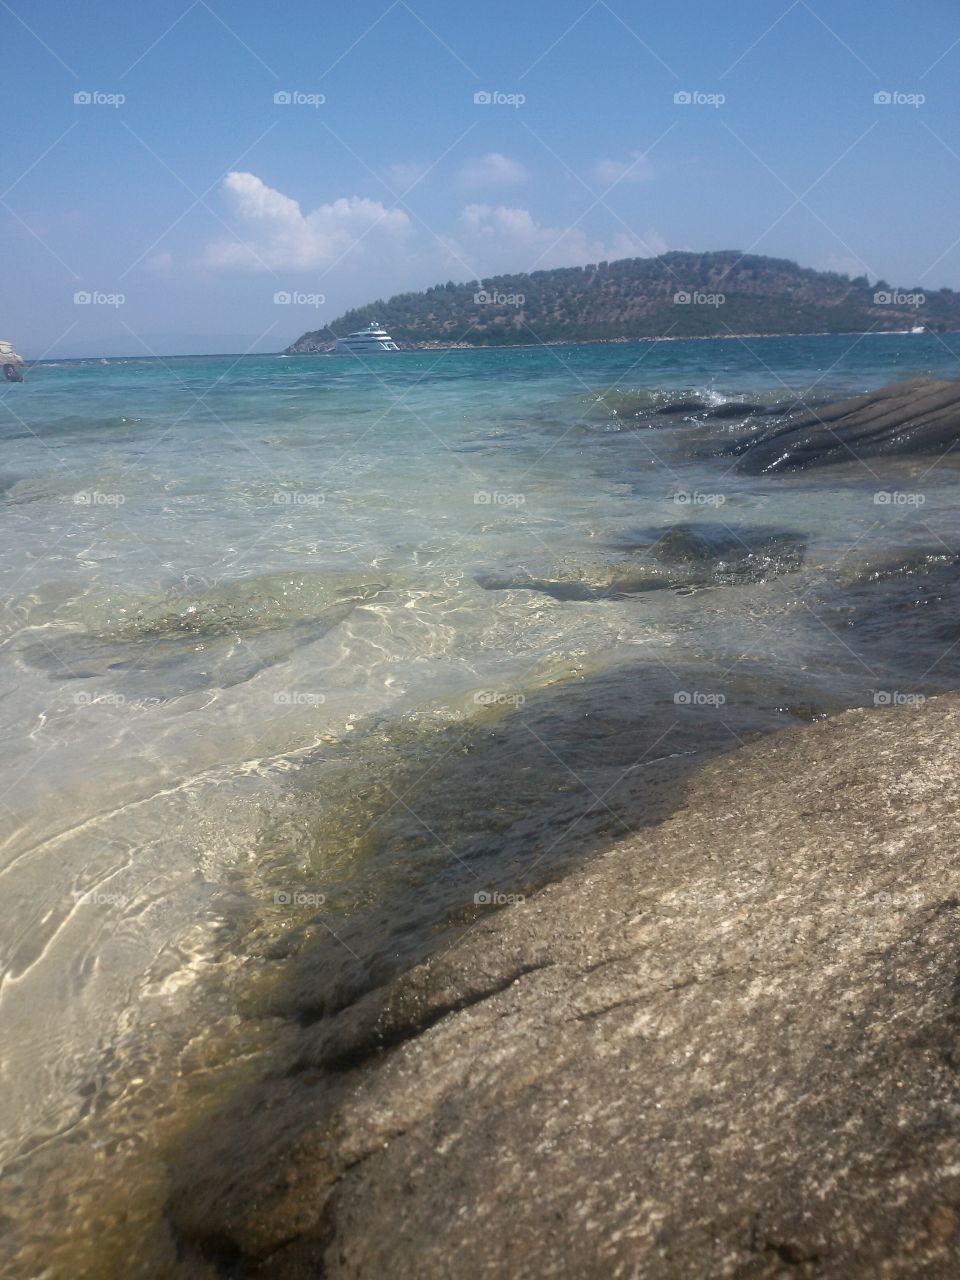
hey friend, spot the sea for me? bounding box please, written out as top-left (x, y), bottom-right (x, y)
top-left (3, 332), bottom-right (960, 1275)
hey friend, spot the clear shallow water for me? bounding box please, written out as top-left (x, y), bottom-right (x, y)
top-left (3, 334), bottom-right (960, 1275)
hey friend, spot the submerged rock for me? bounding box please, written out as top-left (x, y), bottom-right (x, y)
top-left (732, 376), bottom-right (960, 473)
top-left (474, 565), bottom-right (669, 600)
top-left (477, 523), bottom-right (805, 601)
top-left (166, 695), bottom-right (960, 1277)
top-left (656, 397), bottom-right (711, 416)
top-left (703, 400), bottom-right (766, 419)
top-left (839, 547), bottom-right (960, 586)
top-left (588, 391), bottom-right (710, 420)
top-left (20, 573), bottom-right (388, 696)
top-left (649, 521), bottom-right (806, 582)
top-left (20, 609), bottom-right (359, 694)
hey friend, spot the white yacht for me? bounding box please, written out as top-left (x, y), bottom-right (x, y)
top-left (334, 322), bottom-right (400, 354)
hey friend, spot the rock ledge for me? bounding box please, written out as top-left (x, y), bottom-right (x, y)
top-left (169, 696), bottom-right (960, 1279)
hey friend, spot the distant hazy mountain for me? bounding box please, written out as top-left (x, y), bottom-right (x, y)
top-left (286, 251), bottom-right (957, 351)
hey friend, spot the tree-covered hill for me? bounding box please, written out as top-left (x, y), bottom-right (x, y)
top-left (285, 251), bottom-right (959, 351)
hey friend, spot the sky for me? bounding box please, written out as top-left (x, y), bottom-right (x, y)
top-left (3, 0), bottom-right (960, 357)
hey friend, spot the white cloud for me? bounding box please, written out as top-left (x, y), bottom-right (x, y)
top-left (146, 251), bottom-right (174, 273)
top-left (204, 171), bottom-right (413, 272)
top-left (203, 173), bottom-right (667, 288)
top-left (449, 204), bottom-right (664, 274)
top-left (822, 253), bottom-right (870, 280)
top-left (457, 153), bottom-right (528, 190)
top-left (639, 228), bottom-right (669, 256)
top-left (591, 152), bottom-right (655, 186)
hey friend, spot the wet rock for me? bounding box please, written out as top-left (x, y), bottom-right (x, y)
top-left (477, 523), bottom-right (806, 601)
top-left (650, 521), bottom-right (806, 582)
top-left (166, 695), bottom-right (960, 1277)
top-left (809, 554), bottom-right (960, 685)
top-left (19, 574), bottom-right (388, 696)
top-left (732, 377), bottom-right (960, 473)
top-left (474, 565), bottom-right (669, 600)
top-left (704, 401), bottom-right (766, 419)
top-left (656, 397), bottom-right (711, 416)
top-left (839, 547), bottom-right (960, 586)
top-left (757, 394), bottom-right (834, 417)
top-left (21, 608), bottom-right (359, 694)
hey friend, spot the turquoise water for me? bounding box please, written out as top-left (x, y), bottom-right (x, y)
top-left (3, 333), bottom-right (960, 1273)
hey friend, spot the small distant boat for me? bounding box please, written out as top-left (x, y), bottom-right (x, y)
top-left (0, 341), bottom-right (24, 382)
top-left (911, 324), bottom-right (926, 335)
top-left (334, 322), bottom-right (400, 354)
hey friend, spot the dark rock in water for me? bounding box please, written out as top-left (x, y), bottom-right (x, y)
top-left (20, 576), bottom-right (388, 697)
top-left (704, 401), bottom-right (766, 419)
top-left (165, 696), bottom-right (960, 1277)
top-left (651, 521), bottom-right (802, 567)
top-left (474, 567), bottom-right (668, 601)
top-left (20, 607), bottom-right (360, 696)
top-left (630, 521), bottom-right (806, 586)
top-left (756, 394), bottom-right (834, 417)
top-left (840, 547), bottom-right (960, 587)
top-left (477, 523), bottom-right (806, 602)
top-left (810, 554), bottom-right (960, 684)
top-left (652, 521), bottom-right (755, 563)
top-left (732, 377), bottom-right (960, 473)
top-left (656, 398), bottom-right (710, 416)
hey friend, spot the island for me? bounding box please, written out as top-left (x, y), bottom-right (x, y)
top-left (285, 250), bottom-right (960, 352)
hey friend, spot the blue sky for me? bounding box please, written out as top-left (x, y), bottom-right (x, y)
top-left (3, 0), bottom-right (960, 356)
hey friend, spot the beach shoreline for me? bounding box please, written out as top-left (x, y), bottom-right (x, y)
top-left (285, 328), bottom-right (957, 355)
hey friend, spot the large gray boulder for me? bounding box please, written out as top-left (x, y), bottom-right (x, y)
top-left (168, 695), bottom-right (960, 1278)
top-left (732, 377), bottom-right (960, 473)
